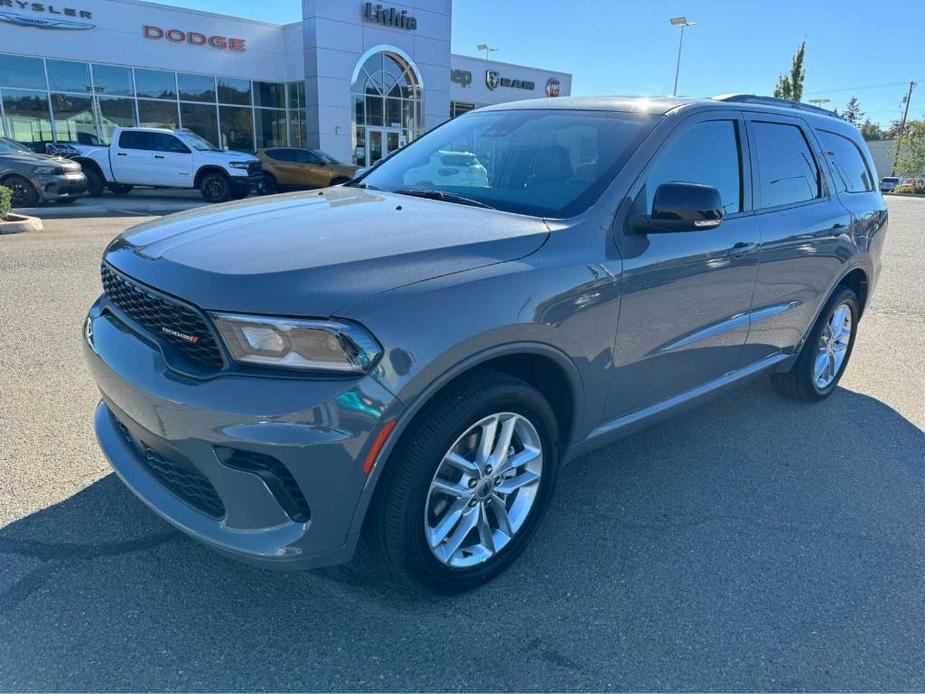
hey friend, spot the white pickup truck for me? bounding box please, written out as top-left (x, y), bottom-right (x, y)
top-left (72, 127), bottom-right (263, 203)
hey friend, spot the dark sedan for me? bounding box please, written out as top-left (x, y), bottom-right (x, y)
top-left (0, 137), bottom-right (88, 206)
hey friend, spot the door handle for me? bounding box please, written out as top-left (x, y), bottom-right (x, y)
top-left (154, 155), bottom-right (165, 159)
top-left (728, 241), bottom-right (757, 258)
top-left (116, 152), bottom-right (127, 157)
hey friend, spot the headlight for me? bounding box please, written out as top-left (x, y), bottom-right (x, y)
top-left (212, 314), bottom-right (382, 373)
top-left (228, 161), bottom-right (252, 169)
top-left (34, 165), bottom-right (64, 175)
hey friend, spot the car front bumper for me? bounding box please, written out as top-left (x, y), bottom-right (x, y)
top-left (35, 171), bottom-right (88, 201)
top-left (84, 297), bottom-right (400, 569)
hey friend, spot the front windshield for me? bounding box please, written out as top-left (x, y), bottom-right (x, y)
top-left (315, 150), bottom-right (342, 165)
top-left (0, 137), bottom-right (32, 154)
top-left (355, 109), bottom-right (658, 217)
top-left (177, 130), bottom-right (220, 152)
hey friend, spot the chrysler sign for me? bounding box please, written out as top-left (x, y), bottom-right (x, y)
top-left (0, 1), bottom-right (94, 29)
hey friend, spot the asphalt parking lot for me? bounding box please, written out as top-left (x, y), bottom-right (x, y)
top-left (0, 196), bottom-right (923, 691)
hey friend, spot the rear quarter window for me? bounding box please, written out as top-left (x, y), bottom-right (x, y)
top-left (817, 130), bottom-right (875, 193)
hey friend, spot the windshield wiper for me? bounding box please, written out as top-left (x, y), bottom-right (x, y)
top-left (392, 189), bottom-right (496, 210)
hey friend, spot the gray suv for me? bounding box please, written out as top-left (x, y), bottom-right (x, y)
top-left (84, 95), bottom-right (887, 592)
top-left (0, 137), bottom-right (88, 206)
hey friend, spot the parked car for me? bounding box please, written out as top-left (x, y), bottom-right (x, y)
top-left (84, 95), bottom-right (886, 592)
top-left (256, 148), bottom-right (358, 193)
top-left (880, 176), bottom-right (900, 193)
top-left (0, 137), bottom-right (88, 206)
top-left (72, 128), bottom-right (262, 202)
top-left (403, 150), bottom-right (489, 188)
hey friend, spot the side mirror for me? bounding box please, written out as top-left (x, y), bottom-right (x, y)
top-left (631, 182), bottom-right (724, 234)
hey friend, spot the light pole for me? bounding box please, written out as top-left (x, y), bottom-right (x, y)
top-left (808, 98), bottom-right (831, 108)
top-left (670, 17), bottom-right (695, 96)
top-left (476, 43), bottom-right (499, 61)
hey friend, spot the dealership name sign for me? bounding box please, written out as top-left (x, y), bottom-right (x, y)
top-left (486, 70), bottom-right (535, 92)
top-left (144, 25), bottom-right (246, 51)
top-left (362, 2), bottom-right (417, 30)
top-left (0, 1), bottom-right (94, 29)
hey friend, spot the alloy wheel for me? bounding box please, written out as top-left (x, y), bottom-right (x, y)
top-left (424, 412), bottom-right (543, 568)
top-left (814, 302), bottom-right (852, 390)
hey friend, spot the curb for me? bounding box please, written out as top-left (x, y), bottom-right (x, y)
top-left (0, 213), bottom-right (43, 234)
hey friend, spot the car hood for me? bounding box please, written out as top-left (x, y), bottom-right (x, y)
top-left (104, 186), bottom-right (549, 317)
top-left (197, 149), bottom-right (258, 164)
top-left (0, 152), bottom-right (73, 167)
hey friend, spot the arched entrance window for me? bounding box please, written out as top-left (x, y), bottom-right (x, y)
top-left (351, 49), bottom-right (422, 167)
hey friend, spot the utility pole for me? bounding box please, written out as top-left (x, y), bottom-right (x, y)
top-left (893, 80), bottom-right (917, 171)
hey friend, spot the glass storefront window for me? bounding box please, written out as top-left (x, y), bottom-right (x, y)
top-left (180, 103), bottom-right (219, 146)
top-left (178, 73), bottom-right (215, 103)
top-left (254, 82), bottom-right (284, 109)
top-left (47, 60), bottom-right (91, 93)
top-left (97, 97), bottom-right (137, 144)
top-left (50, 93), bottom-right (98, 144)
top-left (254, 109), bottom-right (286, 149)
top-left (135, 69), bottom-right (176, 99)
top-left (218, 78), bottom-right (251, 106)
top-left (138, 99), bottom-right (179, 129)
top-left (220, 105), bottom-right (253, 151)
top-left (92, 64), bottom-right (133, 97)
top-left (0, 55), bottom-right (46, 90)
top-left (1, 89), bottom-right (52, 143)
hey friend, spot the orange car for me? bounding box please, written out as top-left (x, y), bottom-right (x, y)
top-left (257, 148), bottom-right (359, 193)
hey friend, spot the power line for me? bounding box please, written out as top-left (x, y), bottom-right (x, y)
top-left (805, 80), bottom-right (924, 96)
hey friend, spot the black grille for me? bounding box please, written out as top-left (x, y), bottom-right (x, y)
top-left (139, 444), bottom-right (226, 519)
top-left (247, 161), bottom-right (262, 176)
top-left (219, 449), bottom-right (311, 523)
top-left (101, 264), bottom-right (224, 370)
top-left (112, 414), bottom-right (225, 519)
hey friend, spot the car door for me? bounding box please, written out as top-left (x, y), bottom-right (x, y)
top-left (265, 149), bottom-right (299, 186)
top-left (295, 150), bottom-right (329, 187)
top-left (737, 114), bottom-right (854, 365)
top-left (606, 111), bottom-right (761, 420)
top-left (111, 131), bottom-right (152, 184)
top-left (149, 133), bottom-right (193, 187)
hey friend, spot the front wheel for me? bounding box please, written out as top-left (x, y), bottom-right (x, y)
top-left (3, 175), bottom-right (39, 207)
top-left (82, 167), bottom-right (105, 197)
top-left (260, 173), bottom-right (278, 195)
top-left (199, 172), bottom-right (232, 203)
top-left (367, 372), bottom-right (559, 592)
top-left (771, 286), bottom-right (859, 401)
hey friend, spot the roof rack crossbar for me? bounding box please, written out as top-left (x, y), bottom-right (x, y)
top-left (712, 93), bottom-right (837, 117)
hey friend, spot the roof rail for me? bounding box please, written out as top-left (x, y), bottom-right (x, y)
top-left (713, 93), bottom-right (838, 118)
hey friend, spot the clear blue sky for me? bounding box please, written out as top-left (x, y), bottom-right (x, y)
top-left (162, 0), bottom-right (924, 127)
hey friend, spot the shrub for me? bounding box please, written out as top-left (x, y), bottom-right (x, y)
top-left (892, 182), bottom-right (925, 195)
top-left (0, 185), bottom-right (11, 220)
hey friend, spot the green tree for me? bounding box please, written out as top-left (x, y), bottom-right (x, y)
top-left (842, 96), bottom-right (864, 126)
top-left (894, 120), bottom-right (925, 177)
top-left (859, 119), bottom-right (884, 141)
top-left (773, 40), bottom-right (807, 101)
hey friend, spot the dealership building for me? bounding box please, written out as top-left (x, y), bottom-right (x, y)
top-left (0, 0), bottom-right (572, 166)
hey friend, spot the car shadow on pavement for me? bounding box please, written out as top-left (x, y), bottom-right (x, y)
top-left (1, 381), bottom-right (923, 691)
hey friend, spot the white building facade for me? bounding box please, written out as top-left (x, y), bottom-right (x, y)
top-left (0, 0), bottom-right (572, 165)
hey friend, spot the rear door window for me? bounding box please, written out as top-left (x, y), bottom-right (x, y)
top-left (817, 130), bottom-right (875, 193)
top-left (118, 131), bottom-right (151, 150)
top-left (751, 121), bottom-right (822, 208)
top-left (645, 119), bottom-right (743, 215)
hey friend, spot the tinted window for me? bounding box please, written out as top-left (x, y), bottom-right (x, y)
top-left (645, 120), bottom-right (742, 214)
top-left (218, 78), bottom-right (251, 105)
top-left (297, 150), bottom-right (323, 165)
top-left (752, 121), bottom-right (822, 208)
top-left (268, 148), bottom-right (296, 162)
top-left (119, 131), bottom-right (151, 150)
top-left (134, 69), bottom-right (176, 99)
top-left (177, 73), bottom-right (216, 103)
top-left (46, 60), bottom-right (91, 92)
top-left (818, 130), bottom-right (874, 193)
top-left (358, 109), bottom-right (657, 218)
top-left (151, 133), bottom-right (189, 153)
top-left (0, 54), bottom-right (46, 90)
top-left (92, 64), bottom-right (133, 97)
top-left (138, 100), bottom-right (178, 129)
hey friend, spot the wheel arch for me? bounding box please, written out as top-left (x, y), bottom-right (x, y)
top-left (348, 342), bottom-right (584, 538)
top-left (194, 165), bottom-right (230, 188)
top-left (72, 156), bottom-right (103, 178)
top-left (837, 266), bottom-right (869, 317)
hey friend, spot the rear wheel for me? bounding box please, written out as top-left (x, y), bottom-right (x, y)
top-left (2, 175), bottom-right (39, 207)
top-left (367, 371), bottom-right (559, 592)
top-left (199, 172), bottom-right (232, 203)
top-left (107, 183), bottom-right (133, 195)
top-left (771, 286), bottom-right (859, 401)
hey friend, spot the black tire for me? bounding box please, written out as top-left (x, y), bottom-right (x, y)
top-left (366, 371), bottom-right (560, 592)
top-left (2, 175), bottom-right (39, 207)
top-left (199, 172), bottom-right (232, 203)
top-left (771, 286), bottom-right (859, 401)
top-left (330, 176), bottom-right (351, 186)
top-left (261, 173), bottom-right (278, 195)
top-left (82, 166), bottom-right (105, 197)
top-left (107, 183), bottom-right (134, 195)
